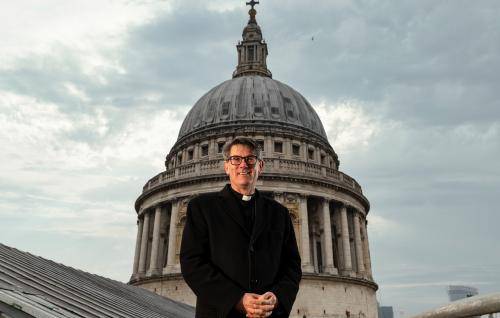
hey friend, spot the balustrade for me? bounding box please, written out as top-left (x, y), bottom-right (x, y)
top-left (141, 158), bottom-right (363, 197)
top-left (305, 162), bottom-right (322, 175)
top-left (200, 159), bottom-right (220, 172)
top-left (179, 163), bottom-right (196, 176)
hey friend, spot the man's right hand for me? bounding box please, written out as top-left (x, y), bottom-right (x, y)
top-left (236, 293), bottom-right (275, 317)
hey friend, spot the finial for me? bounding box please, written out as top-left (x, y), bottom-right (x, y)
top-left (246, 0), bottom-right (259, 23)
top-left (246, 0), bottom-right (259, 10)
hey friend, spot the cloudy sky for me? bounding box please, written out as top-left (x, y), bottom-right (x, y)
top-left (1, 1), bottom-right (499, 316)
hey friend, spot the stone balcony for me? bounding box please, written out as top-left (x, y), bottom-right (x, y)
top-left (142, 157), bottom-right (363, 195)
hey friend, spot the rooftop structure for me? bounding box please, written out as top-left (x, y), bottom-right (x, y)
top-left (0, 243), bottom-right (194, 318)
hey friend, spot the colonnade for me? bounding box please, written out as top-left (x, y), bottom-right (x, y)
top-left (287, 194), bottom-right (373, 280)
top-left (131, 193), bottom-right (373, 281)
top-left (131, 200), bottom-right (181, 280)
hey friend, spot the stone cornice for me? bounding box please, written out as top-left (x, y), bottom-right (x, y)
top-left (301, 273), bottom-right (379, 291)
top-left (135, 170), bottom-right (370, 213)
top-left (129, 272), bottom-right (378, 291)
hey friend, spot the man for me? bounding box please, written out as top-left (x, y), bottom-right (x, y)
top-left (180, 137), bottom-right (302, 318)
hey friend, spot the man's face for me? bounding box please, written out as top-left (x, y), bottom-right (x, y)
top-left (224, 144), bottom-right (264, 193)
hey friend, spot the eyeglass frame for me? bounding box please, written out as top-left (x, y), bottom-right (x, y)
top-left (225, 155), bottom-right (259, 166)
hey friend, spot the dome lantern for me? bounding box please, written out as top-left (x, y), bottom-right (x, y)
top-left (233, 0), bottom-right (272, 78)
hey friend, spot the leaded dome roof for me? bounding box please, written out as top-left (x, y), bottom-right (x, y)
top-left (178, 75), bottom-right (327, 140)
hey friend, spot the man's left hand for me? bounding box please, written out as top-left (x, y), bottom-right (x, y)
top-left (245, 292), bottom-right (277, 318)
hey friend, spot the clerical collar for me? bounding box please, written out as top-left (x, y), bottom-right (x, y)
top-left (228, 185), bottom-right (255, 201)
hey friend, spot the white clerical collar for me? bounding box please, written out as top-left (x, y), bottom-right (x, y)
top-left (242, 194), bottom-right (253, 201)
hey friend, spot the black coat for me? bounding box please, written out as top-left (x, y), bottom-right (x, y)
top-left (180, 185), bottom-right (302, 318)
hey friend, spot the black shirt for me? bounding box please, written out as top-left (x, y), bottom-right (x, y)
top-left (229, 186), bottom-right (256, 234)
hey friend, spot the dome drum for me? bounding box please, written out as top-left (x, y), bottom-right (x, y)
top-left (166, 126), bottom-right (339, 171)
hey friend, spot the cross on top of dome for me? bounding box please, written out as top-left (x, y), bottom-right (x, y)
top-left (246, 0), bottom-right (259, 23)
top-left (246, 0), bottom-right (259, 10)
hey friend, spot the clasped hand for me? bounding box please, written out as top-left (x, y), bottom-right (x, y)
top-left (237, 292), bottom-right (277, 318)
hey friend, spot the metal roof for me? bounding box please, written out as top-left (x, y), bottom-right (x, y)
top-left (0, 243), bottom-right (194, 318)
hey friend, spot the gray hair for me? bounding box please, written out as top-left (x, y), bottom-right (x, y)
top-left (222, 137), bottom-right (263, 160)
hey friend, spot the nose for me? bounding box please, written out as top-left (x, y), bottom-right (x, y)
top-left (239, 159), bottom-right (249, 168)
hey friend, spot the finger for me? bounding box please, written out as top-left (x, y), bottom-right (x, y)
top-left (251, 302), bottom-right (273, 309)
top-left (246, 303), bottom-right (262, 313)
top-left (249, 307), bottom-right (264, 316)
top-left (248, 306), bottom-right (273, 316)
top-left (261, 292), bottom-right (276, 304)
top-left (258, 304), bottom-right (275, 312)
top-left (253, 298), bottom-right (271, 305)
top-left (251, 309), bottom-right (271, 318)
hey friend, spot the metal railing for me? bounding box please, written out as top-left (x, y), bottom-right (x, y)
top-left (410, 292), bottom-right (500, 318)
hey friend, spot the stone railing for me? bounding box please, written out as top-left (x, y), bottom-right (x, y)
top-left (142, 158), bottom-right (363, 195)
top-left (410, 292), bottom-right (500, 318)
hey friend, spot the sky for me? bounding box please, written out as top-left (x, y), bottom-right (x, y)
top-left (1, 1), bottom-right (499, 317)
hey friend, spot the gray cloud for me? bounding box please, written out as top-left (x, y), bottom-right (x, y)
top-left (1, 1), bottom-right (499, 317)
top-left (260, 1), bottom-right (500, 127)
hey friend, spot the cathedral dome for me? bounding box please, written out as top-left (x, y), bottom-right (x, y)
top-left (178, 76), bottom-right (328, 140)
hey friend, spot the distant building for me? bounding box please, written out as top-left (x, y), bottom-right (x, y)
top-left (448, 285), bottom-right (479, 318)
top-left (378, 305), bottom-right (394, 318)
top-left (448, 285), bottom-right (478, 302)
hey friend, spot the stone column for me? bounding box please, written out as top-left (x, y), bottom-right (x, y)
top-left (299, 195), bottom-right (314, 272)
top-left (361, 219), bottom-right (373, 279)
top-left (322, 199), bottom-right (337, 274)
top-left (265, 136), bottom-right (272, 156)
top-left (194, 143), bottom-right (201, 174)
top-left (131, 218), bottom-right (143, 279)
top-left (147, 205), bottom-right (163, 276)
top-left (194, 143), bottom-right (199, 160)
top-left (353, 211), bottom-right (365, 276)
top-left (138, 211), bottom-right (151, 277)
top-left (334, 207), bottom-right (344, 269)
top-left (284, 138), bottom-right (291, 158)
top-left (340, 204), bottom-right (353, 275)
top-left (164, 200), bottom-right (179, 274)
top-left (311, 222), bottom-right (318, 273)
top-left (210, 139), bottom-right (216, 156)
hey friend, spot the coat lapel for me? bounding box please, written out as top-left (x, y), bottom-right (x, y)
top-left (218, 185), bottom-right (250, 236)
top-left (250, 189), bottom-right (268, 243)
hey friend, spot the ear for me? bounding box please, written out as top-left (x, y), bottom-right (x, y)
top-left (257, 159), bottom-right (264, 172)
top-left (223, 160), bottom-right (230, 175)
